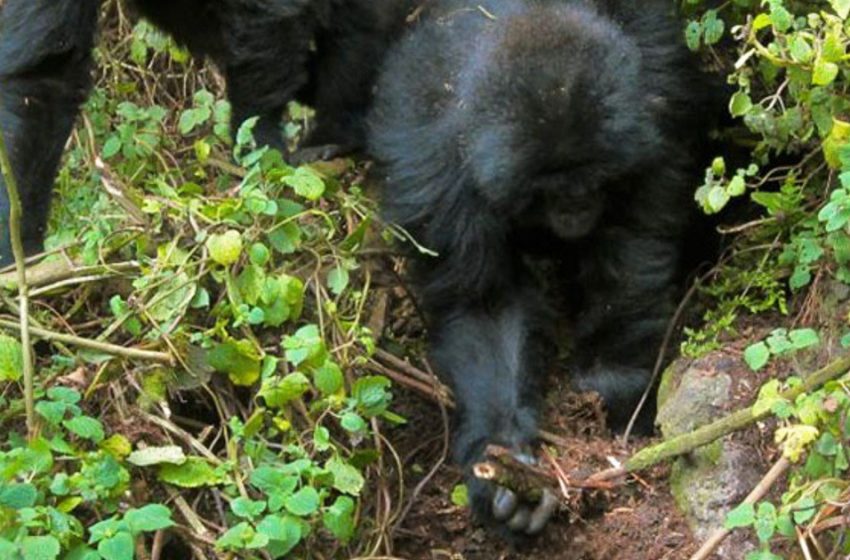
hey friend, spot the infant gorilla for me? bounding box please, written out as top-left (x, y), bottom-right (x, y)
top-left (369, 0), bottom-right (716, 536)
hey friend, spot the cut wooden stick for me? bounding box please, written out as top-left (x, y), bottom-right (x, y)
top-left (472, 444), bottom-right (618, 503)
top-left (689, 456), bottom-right (791, 560)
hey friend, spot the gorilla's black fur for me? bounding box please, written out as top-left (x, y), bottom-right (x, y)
top-left (0, 0), bottom-right (414, 264)
top-left (369, 0), bottom-right (717, 536)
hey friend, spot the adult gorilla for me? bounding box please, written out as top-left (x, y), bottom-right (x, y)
top-left (0, 0), bottom-right (413, 265)
top-left (369, 0), bottom-right (717, 537)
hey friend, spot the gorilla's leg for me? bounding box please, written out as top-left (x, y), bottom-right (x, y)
top-left (132, 0), bottom-right (313, 153)
top-left (429, 288), bottom-right (558, 535)
top-left (0, 0), bottom-right (101, 265)
top-left (572, 226), bottom-right (683, 430)
top-left (219, 7), bottom-right (314, 152)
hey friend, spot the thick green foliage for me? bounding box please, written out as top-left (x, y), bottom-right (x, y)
top-left (686, 0), bottom-right (850, 556)
top-left (0, 21), bottom-right (394, 559)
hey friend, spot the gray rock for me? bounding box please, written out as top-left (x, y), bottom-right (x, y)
top-left (656, 354), bottom-right (761, 559)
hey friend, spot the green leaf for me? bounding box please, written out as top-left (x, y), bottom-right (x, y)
top-left (282, 324), bottom-right (326, 367)
top-left (46, 386), bottom-right (81, 404)
top-left (127, 445), bottom-right (187, 467)
top-left (314, 360), bottom-right (344, 395)
top-left (97, 532), bottom-right (134, 560)
top-left (249, 242), bottom-right (271, 266)
top-left (206, 230), bottom-right (243, 266)
top-left (327, 266), bottom-right (350, 296)
top-left (125, 504), bottom-right (174, 533)
top-left (776, 513), bottom-right (795, 537)
top-left (793, 496), bottom-right (816, 524)
top-left (729, 91), bottom-right (752, 117)
top-left (744, 342), bottom-right (770, 371)
top-left (788, 328), bottom-right (819, 350)
top-left (725, 502), bottom-right (755, 529)
top-left (256, 515), bottom-right (302, 558)
top-left (727, 175), bottom-right (746, 197)
top-left (684, 20), bottom-right (701, 51)
top-left (236, 117), bottom-right (259, 148)
top-left (353, 375), bottom-right (393, 416)
top-left (36, 401), bottom-right (67, 425)
top-left (745, 551), bottom-right (782, 560)
top-left (231, 497), bottom-right (266, 520)
top-left (259, 372), bottom-right (311, 408)
top-left (813, 58), bottom-right (839, 86)
top-left (63, 545), bottom-right (100, 560)
top-left (769, 2), bottom-right (792, 32)
top-left (215, 521), bottom-right (254, 551)
top-left (158, 457), bottom-right (225, 488)
top-left (322, 496), bottom-right (355, 543)
top-left (209, 338), bottom-right (261, 386)
top-left (706, 186), bottom-right (730, 213)
top-left (702, 11), bottom-right (724, 45)
top-left (0, 483), bottom-right (38, 509)
top-left (830, 0), bottom-right (850, 19)
top-left (102, 136), bottom-right (122, 159)
top-left (327, 456), bottom-right (365, 496)
top-left (815, 432), bottom-right (839, 456)
top-left (283, 167), bottom-right (325, 200)
top-left (340, 412), bottom-right (367, 433)
top-left (0, 334), bottom-right (23, 381)
top-left (250, 467), bottom-right (299, 496)
top-left (754, 502), bottom-right (777, 543)
top-left (284, 486), bottom-right (320, 516)
top-left (789, 36), bottom-right (813, 63)
top-left (451, 484), bottom-right (469, 507)
top-left (21, 535), bottom-right (60, 560)
top-left (63, 416), bottom-right (105, 443)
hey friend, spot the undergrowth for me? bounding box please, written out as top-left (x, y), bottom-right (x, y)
top-left (684, 0), bottom-right (850, 557)
top-left (0, 7), bottom-right (404, 560)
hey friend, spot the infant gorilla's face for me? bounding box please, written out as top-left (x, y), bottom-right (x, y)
top-left (519, 170), bottom-right (606, 240)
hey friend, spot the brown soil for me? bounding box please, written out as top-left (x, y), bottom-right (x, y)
top-left (384, 377), bottom-right (699, 560)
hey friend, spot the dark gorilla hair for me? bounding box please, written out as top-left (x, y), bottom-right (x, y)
top-left (0, 0), bottom-right (415, 265)
top-left (368, 0), bottom-right (719, 537)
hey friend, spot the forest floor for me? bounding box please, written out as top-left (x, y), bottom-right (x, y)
top-left (369, 282), bottom-right (791, 559)
top-left (385, 384), bottom-right (700, 559)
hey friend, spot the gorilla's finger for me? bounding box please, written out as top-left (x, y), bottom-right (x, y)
top-left (506, 506), bottom-right (532, 532)
top-left (525, 490), bottom-right (560, 535)
top-left (492, 487), bottom-right (518, 521)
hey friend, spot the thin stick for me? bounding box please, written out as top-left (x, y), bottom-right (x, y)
top-left (0, 122), bottom-right (35, 435)
top-left (622, 276), bottom-right (701, 442)
top-left (689, 457), bottom-right (791, 560)
top-left (373, 350), bottom-right (569, 447)
top-left (0, 318), bottom-right (174, 364)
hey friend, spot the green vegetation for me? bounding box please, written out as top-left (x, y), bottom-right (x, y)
top-left (0, 14), bottom-right (397, 559)
top-left (685, 0), bottom-right (850, 557)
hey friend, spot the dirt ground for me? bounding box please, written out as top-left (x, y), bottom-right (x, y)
top-left (383, 377), bottom-right (699, 560)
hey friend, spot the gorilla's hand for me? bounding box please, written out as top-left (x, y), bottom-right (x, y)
top-left (468, 447), bottom-right (559, 536)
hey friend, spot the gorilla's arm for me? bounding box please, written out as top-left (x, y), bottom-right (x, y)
top-left (429, 284), bottom-right (559, 535)
top-left (0, 0), bottom-right (100, 265)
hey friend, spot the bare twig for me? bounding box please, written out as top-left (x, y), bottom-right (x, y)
top-left (689, 457), bottom-right (791, 560)
top-left (0, 122), bottom-right (35, 435)
top-left (372, 350), bottom-right (568, 447)
top-left (0, 318), bottom-right (174, 364)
